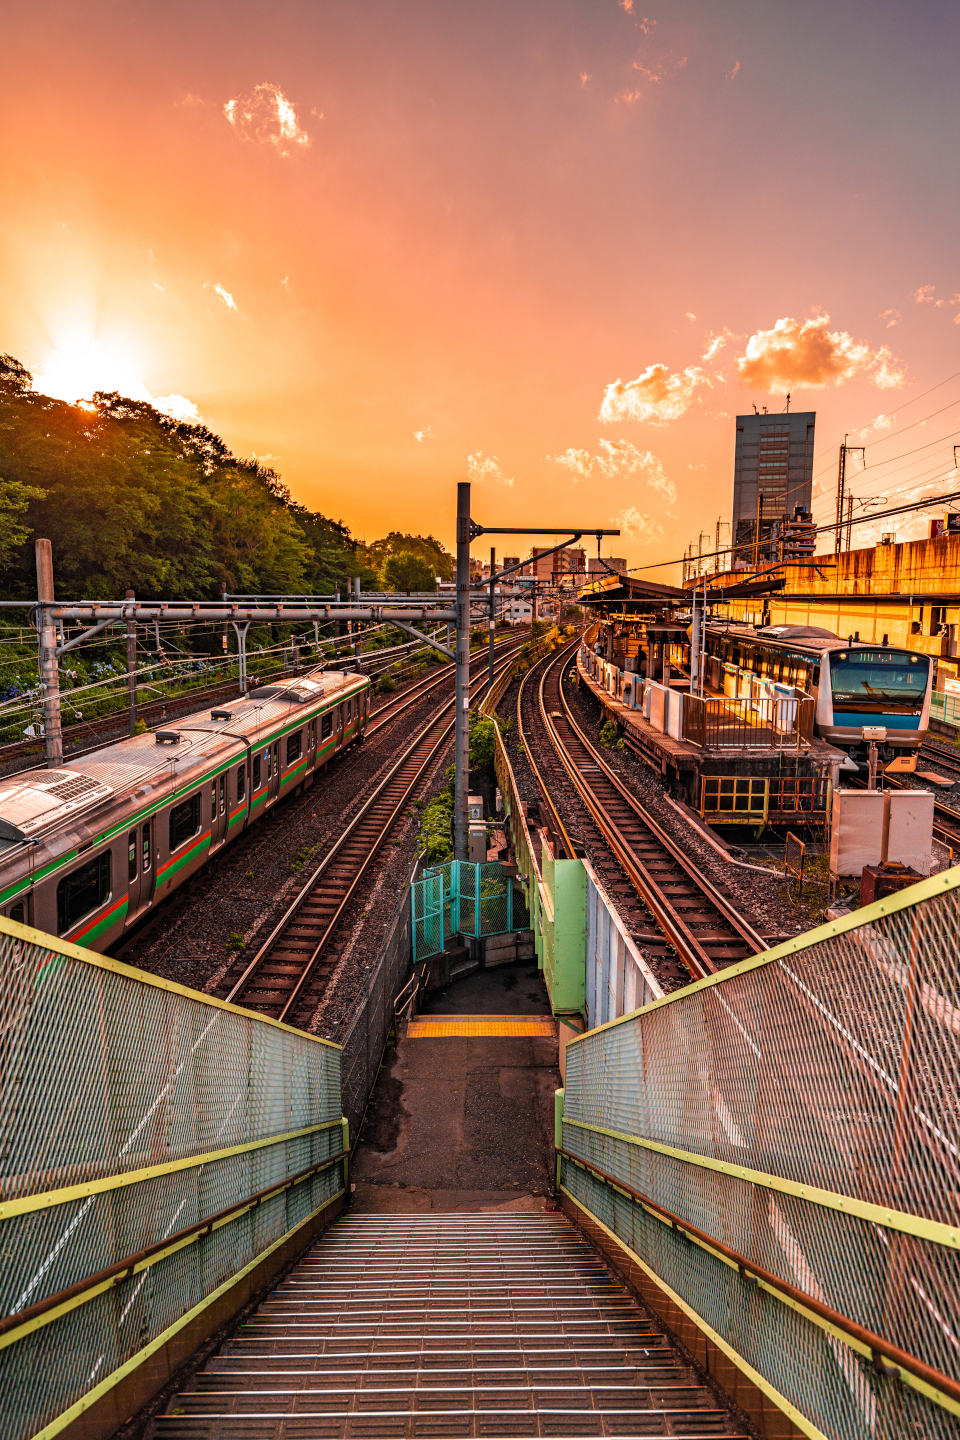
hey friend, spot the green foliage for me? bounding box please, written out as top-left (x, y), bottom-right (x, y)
top-left (0, 475), bottom-right (45, 568)
top-left (368, 531), bottom-right (454, 581)
top-left (469, 711), bottom-right (497, 772)
top-left (380, 551), bottom-right (438, 592)
top-left (599, 719), bottom-right (618, 748)
top-left (0, 356), bottom-right (379, 600)
top-left (418, 786), bottom-right (455, 864)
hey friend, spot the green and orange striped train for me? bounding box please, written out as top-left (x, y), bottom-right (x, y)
top-left (0, 666), bottom-right (369, 951)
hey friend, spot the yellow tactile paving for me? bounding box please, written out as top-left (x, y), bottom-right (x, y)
top-left (406, 1017), bottom-right (555, 1038)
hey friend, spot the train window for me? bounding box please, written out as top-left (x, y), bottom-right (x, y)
top-left (142, 825), bottom-right (151, 872)
top-left (266, 747), bottom-right (273, 779)
top-left (128, 831), bottom-right (138, 883)
top-left (219, 774), bottom-right (226, 814)
top-left (57, 851), bottom-right (111, 936)
top-left (237, 764), bottom-right (246, 802)
top-left (321, 711), bottom-right (333, 740)
top-left (170, 792), bottom-right (202, 852)
top-left (210, 780), bottom-right (217, 816)
top-left (253, 753), bottom-right (261, 790)
top-left (286, 730), bottom-right (302, 765)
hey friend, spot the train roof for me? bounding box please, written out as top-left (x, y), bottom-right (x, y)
top-left (0, 666), bottom-right (366, 852)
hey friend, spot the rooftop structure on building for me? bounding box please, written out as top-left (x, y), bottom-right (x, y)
top-left (733, 409), bottom-right (815, 567)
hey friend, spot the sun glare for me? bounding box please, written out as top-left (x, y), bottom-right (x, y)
top-left (32, 332), bottom-right (200, 422)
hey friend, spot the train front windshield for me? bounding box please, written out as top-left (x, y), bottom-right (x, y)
top-left (830, 650), bottom-right (929, 715)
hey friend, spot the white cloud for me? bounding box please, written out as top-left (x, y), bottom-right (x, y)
top-left (223, 81), bottom-right (311, 155)
top-left (736, 314), bottom-right (905, 391)
top-left (548, 439), bottom-right (677, 505)
top-left (702, 327), bottom-right (734, 362)
top-left (154, 394), bottom-right (201, 423)
top-left (414, 426), bottom-right (436, 443)
top-left (614, 506), bottom-right (664, 544)
top-left (685, 311), bottom-right (697, 322)
top-left (468, 451), bottom-right (515, 487)
top-left (599, 362), bottom-right (711, 425)
top-left (209, 283), bottom-right (238, 312)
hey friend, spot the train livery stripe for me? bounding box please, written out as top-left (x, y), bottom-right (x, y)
top-left (281, 758), bottom-right (309, 784)
top-left (66, 894), bottom-right (130, 946)
top-left (155, 831), bottom-right (212, 888)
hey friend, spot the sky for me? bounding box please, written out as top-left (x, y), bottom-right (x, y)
top-left (3, 0), bottom-right (960, 573)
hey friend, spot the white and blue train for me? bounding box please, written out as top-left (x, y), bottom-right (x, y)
top-left (704, 624), bottom-right (933, 763)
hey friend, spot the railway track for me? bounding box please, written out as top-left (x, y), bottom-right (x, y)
top-left (518, 642), bottom-right (766, 983)
top-left (217, 644), bottom-right (522, 1024)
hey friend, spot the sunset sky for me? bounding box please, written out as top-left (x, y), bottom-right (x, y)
top-left (3, 0), bottom-right (960, 571)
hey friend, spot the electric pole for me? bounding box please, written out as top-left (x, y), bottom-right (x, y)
top-left (454, 482), bottom-right (472, 861)
top-left (835, 437), bottom-right (865, 548)
top-left (35, 539), bottom-right (63, 768)
top-left (125, 589), bottom-right (138, 734)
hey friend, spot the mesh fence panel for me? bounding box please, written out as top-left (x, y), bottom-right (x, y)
top-left (0, 921), bottom-right (344, 1440)
top-left (562, 873), bottom-right (960, 1440)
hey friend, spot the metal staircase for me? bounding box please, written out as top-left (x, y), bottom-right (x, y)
top-left (156, 1212), bottom-right (745, 1438)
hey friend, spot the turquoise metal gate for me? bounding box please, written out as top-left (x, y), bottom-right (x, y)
top-left (411, 861), bottom-right (527, 962)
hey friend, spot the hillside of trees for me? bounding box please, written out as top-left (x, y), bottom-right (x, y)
top-left (0, 354), bottom-right (453, 598)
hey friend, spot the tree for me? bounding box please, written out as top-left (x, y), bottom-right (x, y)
top-left (368, 531), bottom-right (453, 581)
top-left (381, 551), bottom-right (437, 592)
top-left (0, 354), bottom-right (375, 602)
top-left (0, 476), bottom-right (45, 568)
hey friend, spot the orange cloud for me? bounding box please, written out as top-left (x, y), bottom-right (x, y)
top-left (548, 439), bottom-right (676, 504)
top-left (599, 362), bottom-right (711, 425)
top-left (878, 308), bottom-right (901, 328)
top-left (467, 451), bottom-right (514, 487)
top-left (728, 60), bottom-right (741, 80)
top-left (736, 314), bottom-right (904, 392)
top-left (223, 82), bottom-right (311, 155)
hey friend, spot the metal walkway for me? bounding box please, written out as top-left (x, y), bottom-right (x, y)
top-left (154, 1212), bottom-right (745, 1438)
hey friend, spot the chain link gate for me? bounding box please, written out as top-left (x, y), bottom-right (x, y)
top-left (411, 860), bottom-right (528, 962)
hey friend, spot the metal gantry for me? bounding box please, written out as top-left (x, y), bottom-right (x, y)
top-left (23, 485), bottom-right (618, 859)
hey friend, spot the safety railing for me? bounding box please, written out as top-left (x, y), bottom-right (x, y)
top-left (559, 866), bottom-right (960, 1440)
top-left (699, 773), bottom-right (831, 827)
top-left (682, 691), bottom-right (816, 749)
top-left (931, 691), bottom-right (960, 733)
top-left (0, 917), bottom-right (346, 1440)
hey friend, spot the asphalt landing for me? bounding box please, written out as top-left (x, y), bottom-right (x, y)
top-left (350, 960), bottom-right (561, 1213)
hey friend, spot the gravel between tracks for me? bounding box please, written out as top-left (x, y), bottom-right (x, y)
top-left (500, 657), bottom-right (825, 958)
top-left (115, 687), bottom-right (449, 1017)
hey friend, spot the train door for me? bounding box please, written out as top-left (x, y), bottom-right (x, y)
top-left (127, 819), bottom-right (155, 918)
top-left (210, 772), bottom-right (228, 851)
top-left (266, 740), bottom-right (282, 805)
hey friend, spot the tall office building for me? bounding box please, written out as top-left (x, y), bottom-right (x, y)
top-left (732, 411), bottom-right (815, 565)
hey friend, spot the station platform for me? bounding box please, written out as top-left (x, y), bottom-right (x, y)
top-left (576, 652), bottom-right (840, 828)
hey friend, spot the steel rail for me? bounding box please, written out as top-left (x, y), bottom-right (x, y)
top-left (530, 643), bottom-right (765, 979)
top-left (516, 660), bottom-right (577, 859)
top-left (223, 643), bottom-right (524, 1022)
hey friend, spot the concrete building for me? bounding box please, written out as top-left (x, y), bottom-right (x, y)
top-left (529, 546), bottom-right (586, 584)
top-left (732, 411), bottom-right (815, 565)
top-left (588, 557), bottom-right (628, 578)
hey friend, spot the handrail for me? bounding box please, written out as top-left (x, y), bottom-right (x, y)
top-left (0, 1148), bottom-right (348, 1349)
top-left (557, 1145), bottom-right (960, 1412)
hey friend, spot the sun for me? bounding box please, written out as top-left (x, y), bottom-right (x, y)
top-left (32, 331), bottom-right (152, 407)
top-left (30, 329), bottom-right (200, 422)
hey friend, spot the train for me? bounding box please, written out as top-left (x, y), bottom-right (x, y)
top-left (703, 623), bottom-right (933, 762)
top-left (0, 666), bottom-right (370, 952)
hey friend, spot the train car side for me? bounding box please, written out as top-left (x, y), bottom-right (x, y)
top-left (0, 669), bottom-right (370, 953)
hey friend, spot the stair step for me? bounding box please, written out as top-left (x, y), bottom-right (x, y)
top-left (155, 1212), bottom-right (746, 1439)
